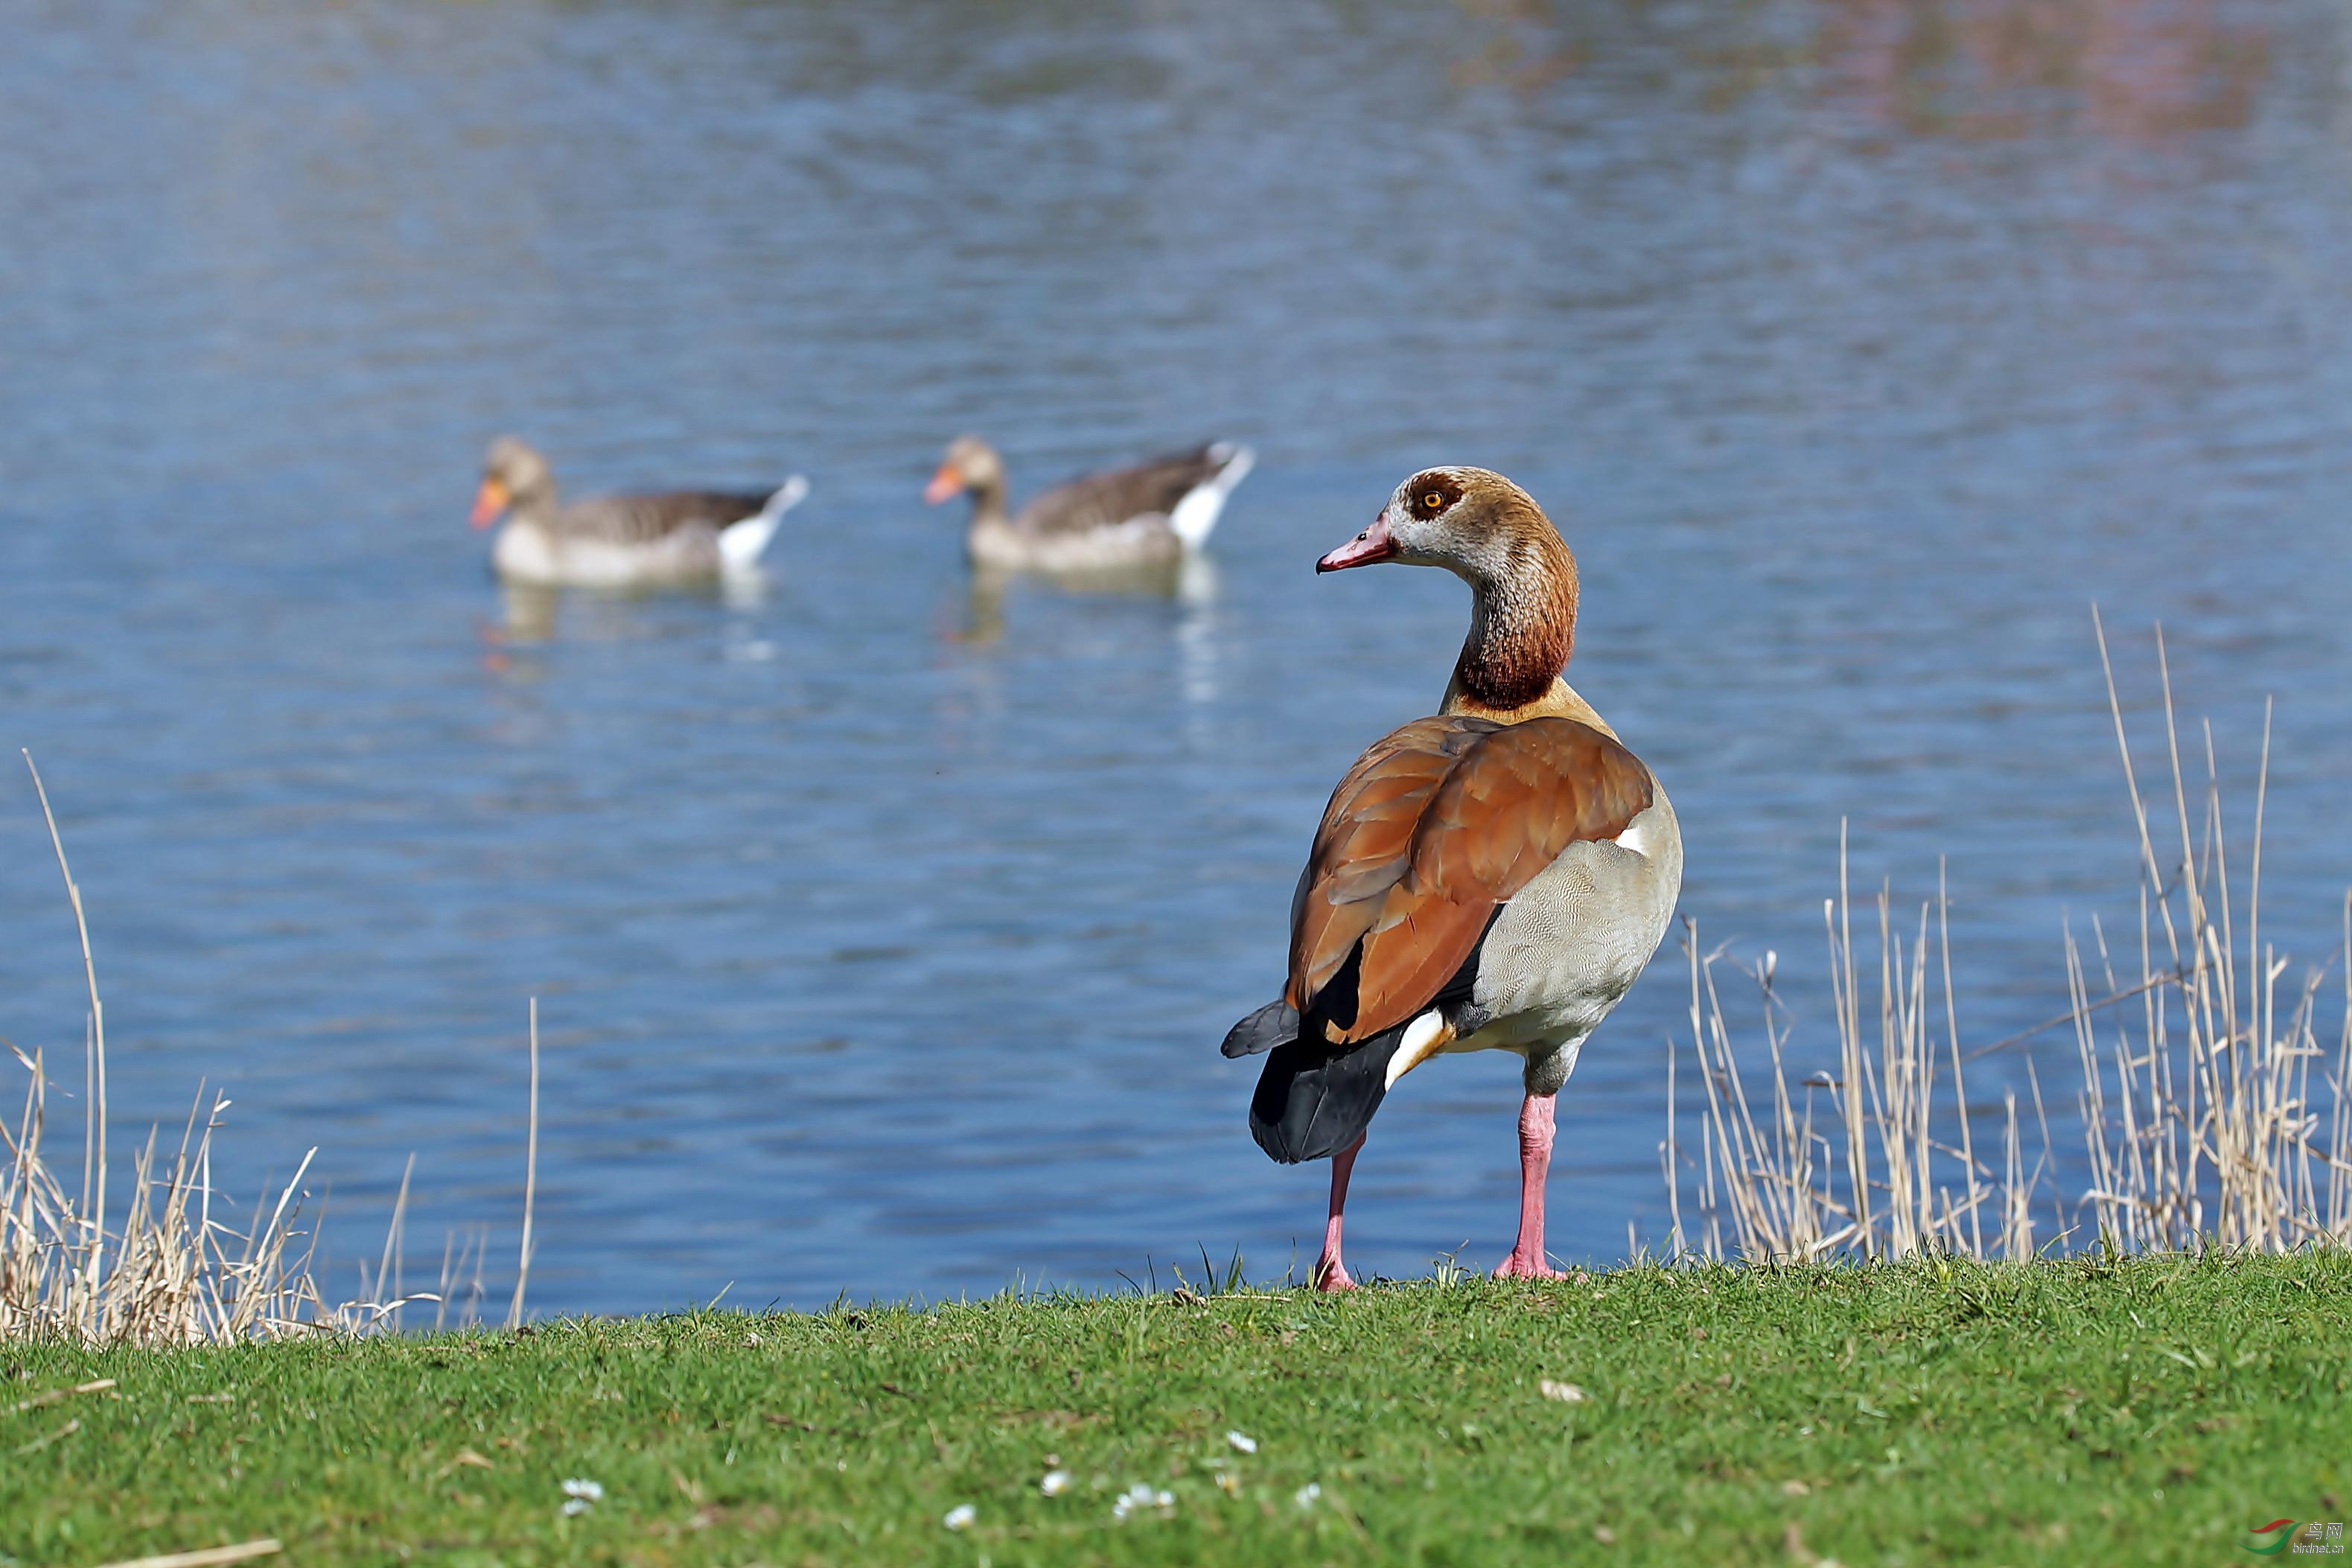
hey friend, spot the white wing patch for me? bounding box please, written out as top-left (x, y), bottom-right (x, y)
top-left (1613, 809), bottom-right (1662, 860)
top-left (1384, 1007), bottom-right (1453, 1089)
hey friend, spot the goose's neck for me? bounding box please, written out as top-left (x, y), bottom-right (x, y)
top-left (968, 475), bottom-right (1011, 531)
top-left (1439, 535), bottom-right (1580, 724)
top-left (509, 479), bottom-right (560, 529)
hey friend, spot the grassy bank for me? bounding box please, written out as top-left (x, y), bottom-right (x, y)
top-left (4, 1254), bottom-right (2348, 1567)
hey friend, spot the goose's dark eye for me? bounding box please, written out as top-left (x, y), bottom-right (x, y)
top-left (1421, 491), bottom-right (1445, 511)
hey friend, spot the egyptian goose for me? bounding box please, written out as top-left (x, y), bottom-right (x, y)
top-left (922, 436), bottom-right (1254, 573)
top-left (1222, 468), bottom-right (1680, 1288)
top-left (469, 436), bottom-right (808, 589)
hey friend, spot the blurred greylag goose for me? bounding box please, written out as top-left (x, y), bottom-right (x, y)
top-left (1221, 468), bottom-right (1681, 1289)
top-left (470, 436), bottom-right (808, 589)
top-left (922, 436), bottom-right (1253, 573)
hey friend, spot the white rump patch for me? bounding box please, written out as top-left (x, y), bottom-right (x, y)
top-left (719, 474), bottom-right (809, 571)
top-left (1167, 444), bottom-right (1255, 551)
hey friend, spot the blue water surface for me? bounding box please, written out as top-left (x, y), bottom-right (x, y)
top-left (1, 0), bottom-right (2348, 1313)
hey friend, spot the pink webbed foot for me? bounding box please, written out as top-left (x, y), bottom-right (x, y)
top-left (1494, 1250), bottom-right (1566, 1281)
top-left (1313, 1255), bottom-right (1359, 1293)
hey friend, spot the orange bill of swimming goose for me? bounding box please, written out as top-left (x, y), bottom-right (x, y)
top-left (922, 436), bottom-right (1254, 573)
top-left (469, 436), bottom-right (809, 589)
top-left (1222, 468), bottom-right (1681, 1289)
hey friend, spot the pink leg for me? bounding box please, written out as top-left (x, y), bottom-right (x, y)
top-left (1313, 1136), bottom-right (1363, 1292)
top-left (1497, 1094), bottom-right (1566, 1279)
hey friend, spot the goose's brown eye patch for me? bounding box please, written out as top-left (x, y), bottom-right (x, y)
top-left (1406, 472), bottom-right (1464, 520)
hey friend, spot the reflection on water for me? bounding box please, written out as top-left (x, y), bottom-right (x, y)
top-left (1460, 0), bottom-right (2273, 138)
top-left (1, 0), bottom-right (2348, 1313)
top-left (497, 584), bottom-right (560, 647)
top-left (1813, 0), bottom-right (2272, 139)
top-left (957, 552), bottom-right (1218, 651)
top-left (497, 571), bottom-right (781, 646)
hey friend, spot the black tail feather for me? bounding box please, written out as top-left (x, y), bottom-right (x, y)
top-left (1220, 999), bottom-right (1298, 1059)
top-left (1248, 1022), bottom-right (1408, 1164)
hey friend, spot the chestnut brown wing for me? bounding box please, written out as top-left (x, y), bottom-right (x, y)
top-left (1286, 714), bottom-right (1654, 1045)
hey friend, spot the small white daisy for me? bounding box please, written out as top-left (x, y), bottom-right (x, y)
top-left (1112, 1481), bottom-right (1173, 1520)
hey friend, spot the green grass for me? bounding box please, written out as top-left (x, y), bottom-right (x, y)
top-left (3, 1253), bottom-right (2348, 1567)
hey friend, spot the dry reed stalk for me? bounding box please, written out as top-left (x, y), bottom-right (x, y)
top-left (91, 1538), bottom-right (283, 1568)
top-left (24, 753), bottom-right (106, 1309)
top-left (2068, 618), bottom-right (2351, 1250)
top-left (1666, 624), bottom-right (2351, 1262)
top-left (3, 764), bottom-right (558, 1345)
top-left (506, 997), bottom-right (539, 1329)
top-left (1, 754), bottom-right (444, 1345)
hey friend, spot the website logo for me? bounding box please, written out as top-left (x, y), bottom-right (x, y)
top-left (2242, 1520), bottom-right (2346, 1556)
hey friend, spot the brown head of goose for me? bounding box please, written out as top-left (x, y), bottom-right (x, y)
top-left (1221, 468), bottom-right (1681, 1288)
top-left (922, 436), bottom-right (1254, 573)
top-left (470, 436), bottom-right (809, 589)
